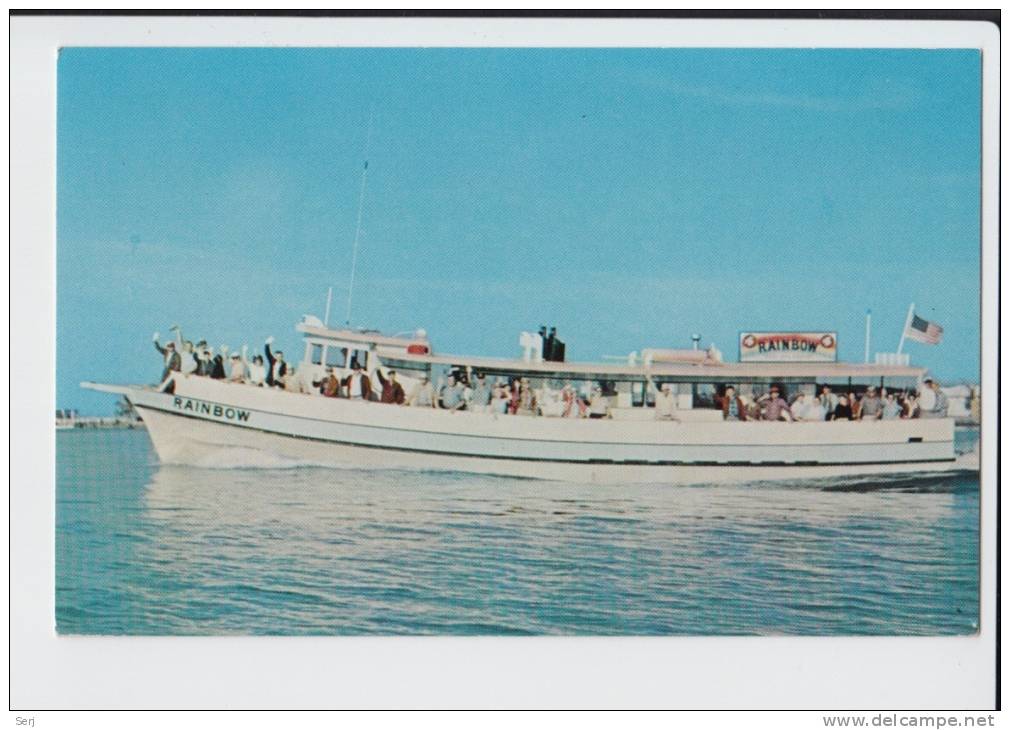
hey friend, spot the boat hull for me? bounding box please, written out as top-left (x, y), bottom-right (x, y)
top-left (83, 377), bottom-right (968, 485)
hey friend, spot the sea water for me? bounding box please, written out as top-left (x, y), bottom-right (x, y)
top-left (55, 428), bottom-right (979, 635)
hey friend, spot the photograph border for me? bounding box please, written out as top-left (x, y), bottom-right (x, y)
top-left (10, 12), bottom-right (1000, 710)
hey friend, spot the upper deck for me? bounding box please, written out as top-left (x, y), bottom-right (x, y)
top-left (296, 321), bottom-right (927, 387)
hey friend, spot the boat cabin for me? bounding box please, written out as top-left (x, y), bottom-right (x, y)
top-left (294, 317), bottom-right (927, 413)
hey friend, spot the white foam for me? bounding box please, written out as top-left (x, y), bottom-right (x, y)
top-left (180, 446), bottom-right (344, 471)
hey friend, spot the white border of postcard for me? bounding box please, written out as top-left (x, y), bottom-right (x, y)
top-left (10, 14), bottom-right (1000, 710)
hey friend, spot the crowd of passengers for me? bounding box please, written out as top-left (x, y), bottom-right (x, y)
top-left (153, 327), bottom-right (949, 420)
top-left (712, 382), bottom-right (948, 421)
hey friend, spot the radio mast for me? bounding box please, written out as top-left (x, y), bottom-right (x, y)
top-left (345, 109), bottom-right (374, 328)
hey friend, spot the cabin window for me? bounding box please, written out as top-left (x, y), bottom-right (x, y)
top-left (310, 344), bottom-right (323, 365)
top-left (349, 349), bottom-right (369, 370)
top-left (694, 384), bottom-right (717, 409)
top-left (326, 346), bottom-right (348, 369)
top-left (631, 381), bottom-right (648, 407)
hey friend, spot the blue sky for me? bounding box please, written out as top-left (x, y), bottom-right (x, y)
top-left (58, 48), bottom-right (981, 414)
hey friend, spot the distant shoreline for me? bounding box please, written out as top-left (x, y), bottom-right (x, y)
top-left (57, 417), bottom-right (145, 430)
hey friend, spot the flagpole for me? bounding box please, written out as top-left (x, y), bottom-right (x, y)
top-left (864, 309), bottom-right (871, 363)
top-left (896, 302), bottom-right (915, 355)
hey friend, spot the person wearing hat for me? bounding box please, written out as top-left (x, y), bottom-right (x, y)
top-left (758, 384), bottom-right (793, 421)
top-left (408, 373), bottom-right (437, 408)
top-left (227, 345), bottom-right (248, 383)
top-left (651, 380), bottom-right (677, 421)
top-left (342, 362), bottom-right (372, 400)
top-left (376, 367), bottom-right (405, 404)
top-left (152, 331), bottom-right (182, 387)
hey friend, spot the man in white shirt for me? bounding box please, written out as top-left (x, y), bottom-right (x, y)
top-left (342, 363), bottom-right (372, 400)
top-left (654, 382), bottom-right (677, 420)
top-left (408, 375), bottom-right (437, 408)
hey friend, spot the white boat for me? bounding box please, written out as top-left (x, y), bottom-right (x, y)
top-left (82, 318), bottom-right (973, 484)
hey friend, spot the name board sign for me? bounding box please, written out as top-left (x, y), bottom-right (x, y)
top-left (739, 332), bottom-right (837, 363)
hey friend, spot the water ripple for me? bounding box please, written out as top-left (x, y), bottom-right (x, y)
top-left (56, 428), bottom-right (979, 635)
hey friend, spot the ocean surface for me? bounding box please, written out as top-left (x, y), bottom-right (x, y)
top-left (56, 428), bottom-right (979, 635)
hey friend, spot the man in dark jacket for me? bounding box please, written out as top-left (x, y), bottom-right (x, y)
top-left (264, 336), bottom-right (287, 388)
top-left (717, 385), bottom-right (747, 421)
top-left (376, 368), bottom-right (405, 404)
top-left (342, 363), bottom-right (372, 400)
top-left (153, 332), bottom-right (182, 388)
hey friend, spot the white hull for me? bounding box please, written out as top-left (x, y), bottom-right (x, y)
top-left (84, 377), bottom-right (969, 485)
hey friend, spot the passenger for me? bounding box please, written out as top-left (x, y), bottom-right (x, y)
top-left (562, 383), bottom-right (586, 418)
top-left (901, 392), bottom-right (920, 419)
top-left (342, 363), bottom-right (372, 401)
top-left (516, 379), bottom-right (537, 416)
top-left (508, 378), bottom-right (522, 415)
top-left (264, 336), bottom-right (287, 388)
top-left (247, 355), bottom-right (266, 387)
top-left (654, 383), bottom-right (677, 420)
top-left (758, 385), bottom-right (793, 421)
top-left (210, 352), bottom-right (227, 380)
top-left (408, 374), bottom-right (438, 408)
top-left (819, 385), bottom-right (839, 421)
top-left (859, 387), bottom-right (882, 420)
top-left (717, 386), bottom-right (747, 422)
top-left (281, 367), bottom-right (304, 393)
top-left (196, 346), bottom-right (215, 377)
top-left (848, 391), bottom-right (862, 420)
top-left (179, 341), bottom-right (198, 375)
top-left (830, 396), bottom-right (854, 421)
top-left (228, 350), bottom-right (246, 382)
top-left (317, 368), bottom-right (341, 398)
top-left (169, 326), bottom-right (198, 376)
top-left (469, 373), bottom-right (493, 414)
top-left (881, 392), bottom-right (902, 420)
top-left (790, 392), bottom-right (814, 421)
top-left (920, 378), bottom-right (948, 418)
top-left (460, 372), bottom-right (474, 409)
top-left (439, 374), bottom-right (466, 411)
top-left (376, 368), bottom-right (406, 405)
top-left (587, 386), bottom-right (609, 419)
top-left (803, 394), bottom-right (826, 422)
top-left (539, 388), bottom-right (565, 417)
top-left (492, 380), bottom-right (511, 414)
top-left (152, 331), bottom-right (181, 381)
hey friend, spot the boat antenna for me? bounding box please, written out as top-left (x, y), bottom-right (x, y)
top-left (345, 108), bottom-right (374, 328)
top-left (323, 286), bottom-right (333, 326)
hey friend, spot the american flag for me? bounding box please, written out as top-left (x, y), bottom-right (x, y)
top-left (905, 313), bottom-right (944, 345)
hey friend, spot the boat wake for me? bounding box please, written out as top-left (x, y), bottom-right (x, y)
top-left (170, 445), bottom-right (345, 471)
